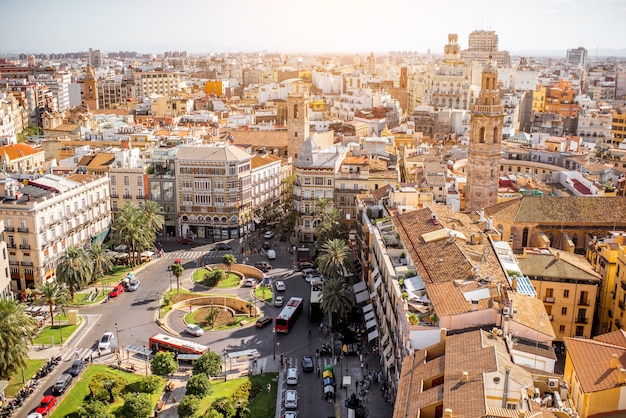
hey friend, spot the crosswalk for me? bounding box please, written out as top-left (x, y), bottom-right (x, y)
top-left (62, 346), bottom-right (98, 362)
top-left (256, 355), bottom-right (336, 372)
top-left (162, 250), bottom-right (233, 260)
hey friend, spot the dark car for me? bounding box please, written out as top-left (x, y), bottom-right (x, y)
top-left (35, 395), bottom-right (56, 416)
top-left (255, 261), bottom-right (272, 272)
top-left (68, 359), bottom-right (83, 376)
top-left (109, 285), bottom-right (124, 297)
top-left (263, 241), bottom-right (271, 250)
top-left (178, 237), bottom-right (193, 245)
top-left (302, 355), bottom-right (314, 372)
top-left (215, 243), bottom-right (232, 251)
top-left (255, 316), bottom-right (272, 328)
top-left (52, 373), bottom-right (73, 395)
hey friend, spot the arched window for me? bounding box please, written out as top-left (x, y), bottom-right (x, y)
top-left (293, 104), bottom-right (299, 119)
top-left (493, 127), bottom-right (499, 143)
top-left (479, 127), bottom-right (485, 143)
top-left (572, 234), bottom-right (578, 248)
top-left (522, 227), bottom-right (529, 247)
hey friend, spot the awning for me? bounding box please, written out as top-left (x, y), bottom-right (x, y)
top-left (352, 281), bottom-right (367, 293)
top-left (364, 311), bottom-right (375, 322)
top-left (366, 318), bottom-right (377, 330)
top-left (383, 344), bottom-right (392, 359)
top-left (371, 267), bottom-right (380, 279)
top-left (374, 277), bottom-right (382, 290)
top-left (227, 349), bottom-right (259, 360)
top-left (367, 329), bottom-right (379, 342)
top-left (362, 304), bottom-right (373, 314)
top-left (127, 345), bottom-right (152, 357)
top-left (355, 291), bottom-right (369, 304)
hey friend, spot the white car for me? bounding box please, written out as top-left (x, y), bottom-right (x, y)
top-left (286, 367), bottom-right (299, 385)
top-left (185, 324), bottom-right (205, 337)
top-left (305, 274), bottom-right (324, 283)
top-left (98, 331), bottom-right (115, 350)
top-left (264, 231), bottom-right (275, 239)
top-left (127, 279), bottom-right (140, 291)
top-left (284, 389), bottom-right (298, 409)
top-left (274, 296), bottom-right (284, 307)
top-left (267, 249), bottom-right (276, 260)
top-left (275, 280), bottom-right (286, 291)
top-left (283, 412), bottom-right (298, 418)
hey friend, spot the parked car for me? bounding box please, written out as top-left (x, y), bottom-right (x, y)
top-left (35, 395), bottom-right (56, 416)
top-left (275, 280), bottom-right (286, 291)
top-left (274, 296), bottom-right (284, 307)
top-left (263, 241), bottom-right (271, 250)
top-left (109, 285), bottom-right (124, 297)
top-left (255, 316), bottom-right (272, 328)
top-left (255, 261), bottom-right (272, 272)
top-left (243, 278), bottom-right (258, 287)
top-left (26, 413), bottom-right (44, 418)
top-left (286, 368), bottom-right (299, 385)
top-left (178, 237), bottom-right (193, 245)
top-left (52, 373), bottom-right (73, 395)
top-left (185, 324), bottom-right (205, 337)
top-left (264, 231), bottom-right (275, 239)
top-left (68, 359), bottom-right (84, 377)
top-left (281, 412), bottom-right (298, 418)
top-left (127, 279), bottom-right (140, 291)
top-left (302, 355), bottom-right (314, 372)
top-left (98, 331), bottom-right (115, 351)
top-left (284, 389), bottom-right (298, 409)
top-left (266, 249), bottom-right (276, 259)
top-left (215, 243), bottom-right (232, 251)
top-left (305, 274), bottom-right (324, 283)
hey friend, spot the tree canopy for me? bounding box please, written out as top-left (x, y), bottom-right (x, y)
top-left (0, 300), bottom-right (38, 379)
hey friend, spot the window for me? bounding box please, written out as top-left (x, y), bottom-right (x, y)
top-left (137, 177), bottom-right (143, 186)
top-left (124, 176), bottom-right (129, 186)
top-left (563, 289), bottom-right (569, 298)
top-left (575, 326), bottom-right (584, 337)
top-left (561, 307), bottom-right (567, 315)
top-left (327, 179), bottom-right (333, 186)
top-left (315, 177), bottom-right (324, 185)
top-left (111, 176), bottom-right (116, 185)
top-left (303, 177), bottom-right (311, 185)
top-left (559, 325), bottom-right (566, 333)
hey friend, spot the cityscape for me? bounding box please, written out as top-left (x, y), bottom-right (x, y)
top-left (1, 14), bottom-right (626, 418)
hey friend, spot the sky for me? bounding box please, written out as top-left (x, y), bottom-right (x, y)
top-left (1, 0), bottom-right (625, 56)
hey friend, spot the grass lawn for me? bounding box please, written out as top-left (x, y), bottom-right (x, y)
top-left (254, 285), bottom-right (273, 302)
top-left (5, 358), bottom-right (45, 397)
top-left (197, 373), bottom-right (278, 417)
top-left (32, 317), bottom-right (82, 345)
top-left (50, 364), bottom-right (164, 418)
top-left (185, 309), bottom-right (258, 331)
top-left (193, 268), bottom-right (241, 289)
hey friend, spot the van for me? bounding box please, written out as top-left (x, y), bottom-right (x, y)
top-left (286, 367), bottom-right (299, 385)
top-left (267, 249), bottom-right (276, 260)
top-left (302, 267), bottom-right (317, 277)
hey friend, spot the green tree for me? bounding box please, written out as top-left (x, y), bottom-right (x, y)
top-left (88, 372), bottom-right (127, 403)
top-left (205, 307), bottom-right (221, 329)
top-left (122, 392), bottom-right (152, 418)
top-left (171, 263), bottom-right (184, 293)
top-left (0, 300), bottom-right (38, 379)
top-left (222, 254), bottom-right (236, 273)
top-left (38, 281), bottom-right (68, 328)
top-left (192, 351), bottom-right (223, 377)
top-left (150, 351), bottom-right (178, 376)
top-left (212, 397), bottom-right (234, 417)
top-left (112, 203), bottom-right (161, 266)
top-left (203, 268), bottom-right (224, 287)
top-left (77, 399), bottom-right (114, 418)
top-left (316, 238), bottom-right (350, 281)
top-left (56, 246), bottom-right (93, 300)
top-left (177, 395), bottom-right (200, 418)
top-left (141, 200), bottom-right (165, 235)
top-left (317, 207), bottom-right (348, 245)
top-left (89, 243), bottom-right (114, 280)
top-left (140, 375), bottom-right (163, 393)
top-left (320, 277), bottom-right (355, 325)
top-left (185, 373), bottom-right (212, 398)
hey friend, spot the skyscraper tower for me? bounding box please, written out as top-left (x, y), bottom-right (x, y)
top-left (466, 59), bottom-right (504, 212)
top-left (287, 82), bottom-right (310, 161)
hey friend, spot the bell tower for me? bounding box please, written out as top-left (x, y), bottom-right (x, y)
top-left (82, 65), bottom-right (99, 111)
top-left (287, 82), bottom-right (310, 161)
top-left (466, 59), bottom-right (504, 212)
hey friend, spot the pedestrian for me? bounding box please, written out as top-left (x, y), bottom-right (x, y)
top-left (90, 353), bottom-right (93, 363)
top-left (98, 348), bottom-right (101, 357)
top-left (360, 361), bottom-right (364, 370)
top-left (74, 349), bottom-right (79, 359)
top-left (365, 362), bottom-right (369, 371)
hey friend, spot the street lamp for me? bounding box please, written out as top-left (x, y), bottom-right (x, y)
top-left (58, 312), bottom-right (63, 343)
top-left (223, 348), bottom-right (228, 381)
top-left (156, 292), bottom-right (160, 319)
top-left (168, 269), bottom-right (173, 292)
top-left (143, 345), bottom-right (149, 375)
top-left (115, 323), bottom-right (120, 353)
top-left (272, 328), bottom-right (276, 360)
top-left (267, 383), bottom-right (271, 418)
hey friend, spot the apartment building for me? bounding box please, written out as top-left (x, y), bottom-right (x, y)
top-left (0, 173), bottom-right (111, 291)
top-left (563, 331), bottom-right (626, 417)
top-left (175, 145), bottom-right (253, 240)
top-left (134, 70), bottom-right (181, 98)
top-left (109, 148), bottom-right (148, 214)
top-left (147, 146), bottom-right (179, 237)
top-left (517, 247), bottom-right (600, 341)
top-left (0, 143), bottom-right (46, 173)
top-left (0, 219), bottom-right (11, 299)
top-left (460, 29), bottom-right (511, 67)
top-left (612, 108), bottom-right (626, 145)
top-left (250, 153), bottom-right (284, 222)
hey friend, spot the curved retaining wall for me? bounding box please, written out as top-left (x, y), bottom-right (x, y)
top-left (171, 296), bottom-right (260, 317)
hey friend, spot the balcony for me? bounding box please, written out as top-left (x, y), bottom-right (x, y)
top-left (7, 243), bottom-right (16, 248)
top-left (123, 194), bottom-right (132, 199)
top-left (5, 226), bottom-right (14, 232)
top-left (111, 193), bottom-right (119, 198)
top-left (611, 291), bottom-right (617, 300)
top-left (544, 296), bottom-right (555, 303)
top-left (619, 300), bottom-right (625, 310)
top-left (548, 314), bottom-right (553, 321)
top-left (578, 299), bottom-right (590, 306)
top-left (621, 281), bottom-right (626, 291)
top-left (9, 260), bottom-right (18, 266)
top-left (17, 227), bottom-right (29, 233)
top-left (575, 316), bottom-right (588, 324)
top-left (21, 261), bottom-right (33, 267)
top-left (609, 310), bottom-right (614, 318)
top-left (19, 244), bottom-right (30, 250)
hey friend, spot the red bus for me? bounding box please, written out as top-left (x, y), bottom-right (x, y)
top-left (148, 333), bottom-right (209, 355)
top-left (275, 297), bottom-right (304, 333)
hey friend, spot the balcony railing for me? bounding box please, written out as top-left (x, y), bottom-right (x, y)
top-left (575, 316), bottom-right (588, 324)
top-left (621, 281), bottom-right (626, 291)
top-left (544, 296), bottom-right (555, 303)
top-left (7, 243), bottom-right (16, 248)
top-left (17, 227), bottom-right (29, 233)
top-left (578, 299), bottom-right (590, 306)
top-left (19, 244), bottom-right (30, 250)
top-left (619, 300), bottom-right (625, 310)
top-left (5, 226), bottom-right (14, 232)
top-left (21, 261), bottom-right (33, 267)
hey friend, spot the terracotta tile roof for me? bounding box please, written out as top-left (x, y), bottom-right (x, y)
top-left (508, 292), bottom-right (557, 340)
top-left (48, 123), bottom-right (80, 132)
top-left (516, 248), bottom-right (602, 282)
top-left (593, 329), bottom-right (626, 348)
top-left (250, 153), bottom-right (282, 169)
top-left (394, 348), bottom-right (445, 417)
top-left (564, 336), bottom-right (626, 393)
top-left (343, 155), bottom-right (369, 165)
top-left (230, 130), bottom-right (288, 147)
top-left (66, 173), bottom-right (101, 183)
top-left (485, 196), bottom-right (626, 225)
top-left (370, 184), bottom-right (391, 202)
top-left (0, 143), bottom-right (40, 160)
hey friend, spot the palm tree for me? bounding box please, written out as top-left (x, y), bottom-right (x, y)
top-left (316, 239), bottom-right (350, 280)
top-left (0, 299), bottom-right (39, 379)
top-left (38, 281), bottom-right (68, 327)
top-left (89, 243), bottom-right (114, 281)
top-left (222, 254), bottom-right (236, 273)
top-left (141, 200), bottom-right (165, 235)
top-left (320, 277), bottom-right (355, 324)
top-left (112, 203), bottom-right (158, 266)
top-left (56, 246), bottom-right (93, 300)
top-left (171, 263), bottom-right (184, 294)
